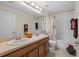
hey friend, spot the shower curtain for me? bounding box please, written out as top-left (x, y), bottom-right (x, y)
top-left (41, 15), bottom-right (56, 40)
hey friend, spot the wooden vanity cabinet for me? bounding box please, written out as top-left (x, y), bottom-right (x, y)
top-left (3, 37), bottom-right (49, 57)
top-left (3, 42), bottom-right (38, 57)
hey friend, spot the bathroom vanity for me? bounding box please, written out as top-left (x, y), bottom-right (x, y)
top-left (0, 34), bottom-right (49, 57)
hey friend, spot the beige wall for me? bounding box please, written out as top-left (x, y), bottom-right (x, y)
top-left (0, 4), bottom-right (34, 36)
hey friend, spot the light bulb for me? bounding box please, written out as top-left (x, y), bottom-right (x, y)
top-left (35, 6), bottom-right (39, 9)
top-left (31, 2), bottom-right (35, 6)
top-left (39, 8), bottom-right (42, 11)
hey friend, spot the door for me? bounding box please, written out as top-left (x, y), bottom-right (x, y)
top-left (39, 45), bottom-right (45, 57)
top-left (44, 41), bottom-right (49, 56)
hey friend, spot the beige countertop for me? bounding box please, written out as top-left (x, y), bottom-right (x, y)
top-left (0, 34), bottom-right (48, 56)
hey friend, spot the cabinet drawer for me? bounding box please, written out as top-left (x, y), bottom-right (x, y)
top-left (39, 39), bottom-right (48, 45)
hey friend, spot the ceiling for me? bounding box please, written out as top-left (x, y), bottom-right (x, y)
top-left (0, 1), bottom-right (43, 18)
top-left (33, 1), bottom-right (75, 14)
top-left (0, 1), bottom-right (75, 17)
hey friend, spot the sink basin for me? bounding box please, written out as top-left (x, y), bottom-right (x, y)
top-left (7, 39), bottom-right (29, 46)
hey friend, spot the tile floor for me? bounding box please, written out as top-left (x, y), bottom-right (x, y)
top-left (46, 46), bottom-right (79, 57)
top-left (46, 48), bottom-right (74, 57)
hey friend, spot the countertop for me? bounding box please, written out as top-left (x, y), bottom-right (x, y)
top-left (0, 34), bottom-right (48, 56)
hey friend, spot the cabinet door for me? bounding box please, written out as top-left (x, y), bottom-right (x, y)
top-left (27, 48), bottom-right (38, 57)
top-left (44, 41), bottom-right (49, 56)
top-left (39, 45), bottom-right (45, 57)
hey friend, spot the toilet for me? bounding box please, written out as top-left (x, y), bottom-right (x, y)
top-left (49, 40), bottom-right (56, 50)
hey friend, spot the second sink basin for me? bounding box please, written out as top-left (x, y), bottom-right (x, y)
top-left (7, 39), bottom-right (29, 46)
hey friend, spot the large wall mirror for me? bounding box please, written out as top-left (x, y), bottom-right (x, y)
top-left (0, 11), bottom-right (15, 37)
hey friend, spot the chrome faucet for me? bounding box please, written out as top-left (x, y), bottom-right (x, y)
top-left (12, 32), bottom-right (21, 40)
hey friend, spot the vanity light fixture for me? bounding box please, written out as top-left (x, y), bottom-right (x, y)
top-left (18, 1), bottom-right (43, 15)
top-left (25, 1), bottom-right (42, 11)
